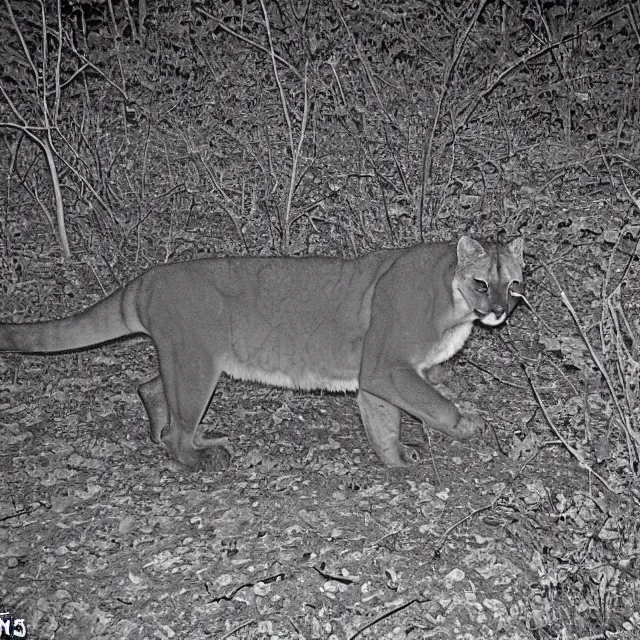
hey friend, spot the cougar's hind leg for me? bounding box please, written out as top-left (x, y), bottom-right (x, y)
top-left (138, 376), bottom-right (169, 444)
top-left (156, 346), bottom-right (230, 471)
top-left (357, 390), bottom-right (419, 467)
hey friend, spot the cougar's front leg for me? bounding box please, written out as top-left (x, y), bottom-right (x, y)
top-left (357, 390), bottom-right (419, 466)
top-left (386, 366), bottom-right (482, 440)
top-left (359, 362), bottom-right (481, 466)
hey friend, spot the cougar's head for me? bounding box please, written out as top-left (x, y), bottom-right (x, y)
top-left (453, 235), bottom-right (524, 327)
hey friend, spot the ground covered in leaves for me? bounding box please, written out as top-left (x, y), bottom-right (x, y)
top-left (1, 1), bottom-right (640, 639)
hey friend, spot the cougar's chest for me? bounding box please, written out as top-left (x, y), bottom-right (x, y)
top-left (415, 321), bottom-right (474, 372)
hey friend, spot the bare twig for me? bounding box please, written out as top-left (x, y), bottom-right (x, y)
top-left (195, 7), bottom-right (301, 80)
top-left (122, 0), bottom-right (137, 40)
top-left (259, 0), bottom-right (309, 250)
top-left (456, 5), bottom-right (629, 131)
top-left (53, 0), bottom-right (63, 122)
top-left (283, 62), bottom-right (310, 246)
top-left (367, 526), bottom-right (407, 549)
top-left (348, 598), bottom-right (422, 640)
top-left (597, 148), bottom-right (640, 298)
top-left (332, 0), bottom-right (396, 128)
top-left (523, 366), bottom-right (624, 497)
top-left (433, 503), bottom-right (494, 555)
top-left (313, 565), bottom-right (356, 584)
top-left (0, 121), bottom-right (70, 258)
top-left (594, 150), bottom-right (640, 470)
top-left (50, 126), bottom-right (115, 221)
top-left (260, 0), bottom-right (294, 157)
top-left (208, 573), bottom-right (285, 604)
top-left (625, 2), bottom-right (640, 45)
top-left (195, 151), bottom-right (246, 249)
top-left (542, 262), bottom-right (640, 466)
top-left (218, 619), bottom-right (256, 640)
top-left (39, 0), bottom-right (50, 127)
top-left (433, 447), bottom-right (544, 555)
top-left (419, 0), bottom-right (490, 234)
top-left (4, 0), bottom-right (39, 96)
top-left (64, 34), bottom-right (129, 101)
top-left (466, 359), bottom-right (527, 389)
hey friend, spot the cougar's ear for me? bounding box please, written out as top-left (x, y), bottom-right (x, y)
top-left (507, 236), bottom-right (524, 266)
top-left (457, 236), bottom-right (486, 263)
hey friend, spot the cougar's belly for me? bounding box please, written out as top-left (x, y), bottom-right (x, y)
top-left (223, 322), bottom-right (363, 392)
top-left (221, 343), bottom-right (361, 391)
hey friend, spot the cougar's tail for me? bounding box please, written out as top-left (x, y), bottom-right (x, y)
top-left (0, 282), bottom-right (145, 353)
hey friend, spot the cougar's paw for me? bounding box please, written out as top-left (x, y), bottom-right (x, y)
top-left (197, 443), bottom-right (233, 472)
top-left (172, 438), bottom-right (233, 472)
top-left (452, 412), bottom-right (484, 440)
top-left (379, 443), bottom-right (421, 467)
top-left (197, 436), bottom-right (233, 471)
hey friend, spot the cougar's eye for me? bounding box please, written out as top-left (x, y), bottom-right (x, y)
top-left (473, 278), bottom-right (489, 293)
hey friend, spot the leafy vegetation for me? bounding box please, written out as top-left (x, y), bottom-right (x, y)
top-left (1, 1), bottom-right (639, 638)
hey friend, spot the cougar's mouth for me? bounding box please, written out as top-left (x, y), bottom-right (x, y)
top-left (475, 308), bottom-right (507, 327)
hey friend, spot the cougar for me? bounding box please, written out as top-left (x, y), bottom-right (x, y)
top-left (0, 236), bottom-right (524, 470)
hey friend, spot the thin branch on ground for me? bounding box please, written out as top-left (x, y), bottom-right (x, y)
top-left (433, 448), bottom-right (542, 556)
top-left (542, 262), bottom-right (640, 470)
top-left (218, 619), bottom-right (256, 640)
top-left (348, 598), bottom-right (422, 640)
top-left (466, 359), bottom-right (527, 389)
top-left (524, 365), bottom-right (629, 498)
